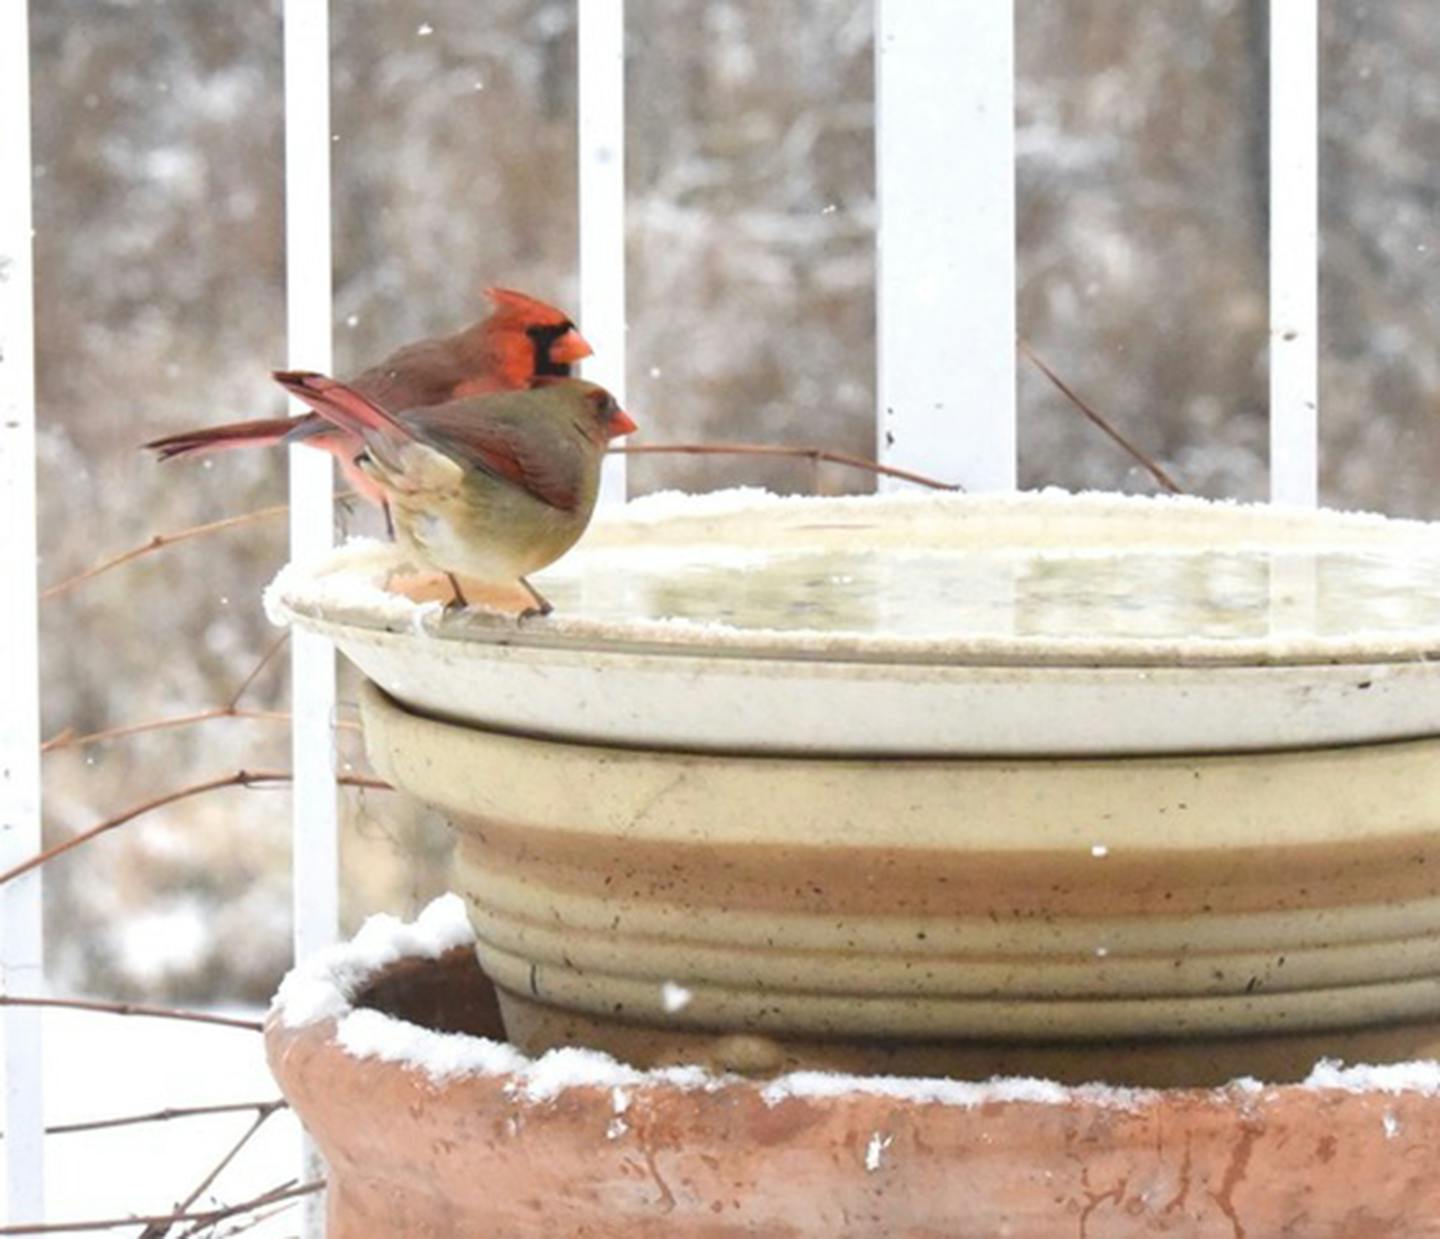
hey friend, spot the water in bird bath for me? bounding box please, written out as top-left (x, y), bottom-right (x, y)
top-left (536, 544), bottom-right (1440, 644)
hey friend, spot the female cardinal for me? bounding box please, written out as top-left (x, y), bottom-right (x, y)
top-left (271, 369), bottom-right (636, 616)
top-left (144, 288), bottom-right (591, 506)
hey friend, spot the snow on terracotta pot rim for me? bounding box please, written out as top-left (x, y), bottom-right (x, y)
top-left (266, 488), bottom-right (1440, 756)
top-left (266, 897), bottom-right (1440, 1239)
top-left (359, 680), bottom-right (1440, 1084)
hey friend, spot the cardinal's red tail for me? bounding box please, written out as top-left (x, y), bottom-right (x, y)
top-left (271, 369), bottom-right (413, 443)
top-left (143, 417), bottom-right (294, 460)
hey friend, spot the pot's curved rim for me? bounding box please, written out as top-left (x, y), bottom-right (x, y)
top-left (269, 895), bottom-right (1440, 1108)
top-left (266, 489), bottom-right (1440, 670)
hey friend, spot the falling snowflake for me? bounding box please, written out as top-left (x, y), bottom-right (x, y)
top-left (864, 1131), bottom-right (893, 1171)
top-left (661, 981), bottom-right (692, 1013)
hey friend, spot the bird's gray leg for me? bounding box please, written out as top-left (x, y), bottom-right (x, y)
top-left (445, 573), bottom-right (469, 612)
top-left (517, 577), bottom-right (553, 622)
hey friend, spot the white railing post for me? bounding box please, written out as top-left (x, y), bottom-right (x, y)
top-left (1268, 0), bottom-right (1319, 507)
top-left (875, 0), bottom-right (1017, 492)
top-left (578, 0), bottom-right (628, 505)
top-left (0, 0), bottom-right (45, 1224)
top-left (283, 1), bottom-right (336, 1232)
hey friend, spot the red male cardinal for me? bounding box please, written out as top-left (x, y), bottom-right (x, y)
top-left (272, 370), bottom-right (636, 616)
top-left (144, 288), bottom-right (591, 506)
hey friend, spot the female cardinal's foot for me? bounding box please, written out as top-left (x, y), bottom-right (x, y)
top-left (445, 573), bottom-right (470, 613)
top-left (516, 577), bottom-right (553, 622)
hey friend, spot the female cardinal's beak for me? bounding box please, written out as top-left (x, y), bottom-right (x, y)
top-left (550, 326), bottom-right (593, 364)
top-left (608, 407), bottom-right (638, 438)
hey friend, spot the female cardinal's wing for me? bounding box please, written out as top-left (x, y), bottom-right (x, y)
top-left (409, 397), bottom-right (587, 513)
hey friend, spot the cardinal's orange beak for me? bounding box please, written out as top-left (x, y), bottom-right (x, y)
top-left (608, 407), bottom-right (638, 438)
top-left (550, 326), bottom-right (593, 364)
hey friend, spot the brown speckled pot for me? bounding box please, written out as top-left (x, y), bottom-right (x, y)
top-left (267, 946), bottom-right (1440, 1239)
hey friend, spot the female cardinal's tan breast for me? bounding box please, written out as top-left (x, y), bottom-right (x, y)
top-left (391, 469), bottom-right (595, 584)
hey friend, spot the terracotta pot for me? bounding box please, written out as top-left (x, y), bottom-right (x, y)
top-left (267, 925), bottom-right (1440, 1239)
top-left (359, 679), bottom-right (1440, 1087)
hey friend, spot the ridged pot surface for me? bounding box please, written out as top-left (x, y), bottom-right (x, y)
top-left (360, 683), bottom-right (1440, 1086)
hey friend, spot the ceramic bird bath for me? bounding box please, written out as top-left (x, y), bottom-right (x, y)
top-left (269, 489), bottom-right (1440, 1085)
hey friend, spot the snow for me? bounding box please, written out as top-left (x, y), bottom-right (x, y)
top-left (262, 535), bottom-right (439, 631)
top-left (759, 1070), bottom-right (1136, 1110)
top-left (661, 980), bottom-right (694, 1013)
top-left (113, 898), bottom-right (210, 986)
top-left (1303, 1057), bottom-right (1440, 1094)
top-left (272, 892), bottom-right (474, 1028)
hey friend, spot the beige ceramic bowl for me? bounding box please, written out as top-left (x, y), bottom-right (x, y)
top-left (267, 928), bottom-right (1440, 1238)
top-left (361, 681), bottom-right (1440, 1086)
top-left (269, 490), bottom-right (1440, 756)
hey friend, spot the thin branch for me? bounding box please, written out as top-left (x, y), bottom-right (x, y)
top-left (0, 1180), bottom-right (323, 1236)
top-left (613, 442), bottom-right (962, 492)
top-left (208, 1196), bottom-right (305, 1239)
top-left (42, 1099), bottom-right (286, 1137)
top-left (0, 768), bottom-right (390, 886)
top-left (140, 1106), bottom-right (279, 1239)
top-left (39, 505), bottom-right (289, 603)
top-left (1018, 337), bottom-right (1185, 495)
top-left (41, 708), bottom-right (294, 754)
top-left (0, 996), bottom-right (261, 1033)
top-left (42, 631), bottom-right (356, 754)
top-left (225, 631), bottom-right (290, 711)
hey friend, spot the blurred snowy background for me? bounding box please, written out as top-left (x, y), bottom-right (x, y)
top-left (27, 0), bottom-right (1440, 1008)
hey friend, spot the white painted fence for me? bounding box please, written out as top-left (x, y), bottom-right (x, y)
top-left (0, 1), bottom-right (1319, 1228)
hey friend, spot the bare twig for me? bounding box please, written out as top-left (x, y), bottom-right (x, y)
top-left (41, 1099), bottom-right (286, 1137)
top-left (1018, 337), bottom-right (1185, 495)
top-left (39, 505), bottom-right (289, 602)
top-left (0, 1180), bottom-right (323, 1236)
top-left (225, 631), bottom-right (290, 711)
top-left (41, 631), bottom-right (360, 754)
top-left (0, 768), bottom-right (390, 886)
top-left (613, 442), bottom-right (962, 492)
top-left (42, 708), bottom-right (294, 754)
top-left (0, 996), bottom-right (261, 1033)
top-left (141, 1105), bottom-right (280, 1238)
top-left (208, 1196), bottom-right (305, 1237)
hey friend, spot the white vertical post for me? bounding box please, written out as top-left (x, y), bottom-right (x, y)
top-left (1268, 0), bottom-right (1319, 507)
top-left (283, 2), bottom-right (335, 1232)
top-left (579, 0), bottom-right (628, 505)
top-left (876, 0), bottom-right (1016, 491)
top-left (0, 0), bottom-right (44, 1224)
